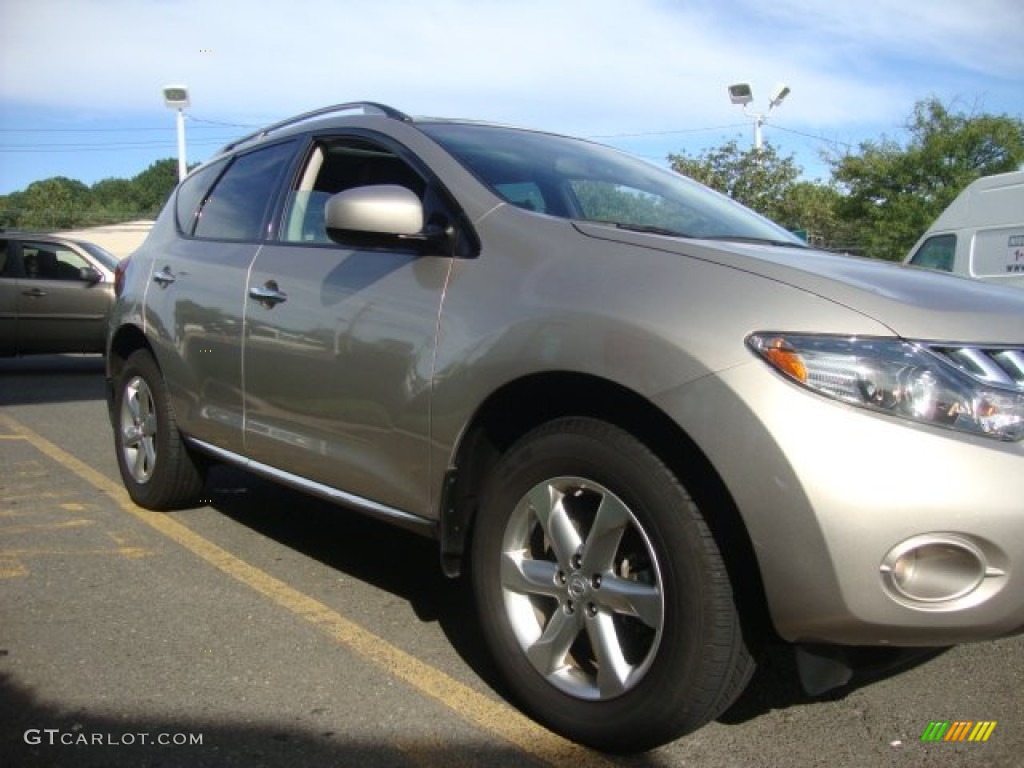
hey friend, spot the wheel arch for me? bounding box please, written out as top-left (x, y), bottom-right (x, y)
top-left (108, 322), bottom-right (153, 379)
top-left (106, 323), bottom-right (154, 420)
top-left (440, 371), bottom-right (774, 639)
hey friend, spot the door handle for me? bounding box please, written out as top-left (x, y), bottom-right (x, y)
top-left (152, 266), bottom-right (176, 286)
top-left (249, 280), bottom-right (288, 307)
top-left (21, 288), bottom-right (47, 297)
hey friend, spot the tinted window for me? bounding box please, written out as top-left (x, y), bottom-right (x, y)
top-left (176, 158), bottom-right (228, 235)
top-left (22, 242), bottom-right (91, 280)
top-left (909, 234), bottom-right (956, 272)
top-left (194, 142), bottom-right (295, 241)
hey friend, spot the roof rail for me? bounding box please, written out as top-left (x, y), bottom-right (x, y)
top-left (216, 101), bottom-right (411, 155)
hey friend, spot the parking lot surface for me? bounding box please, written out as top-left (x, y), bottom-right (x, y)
top-left (1, 355), bottom-right (1021, 767)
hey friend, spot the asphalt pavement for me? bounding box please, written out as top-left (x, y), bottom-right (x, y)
top-left (1, 354), bottom-right (1020, 767)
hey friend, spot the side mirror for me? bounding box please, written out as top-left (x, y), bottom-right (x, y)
top-left (80, 266), bottom-right (103, 283)
top-left (324, 185), bottom-right (449, 252)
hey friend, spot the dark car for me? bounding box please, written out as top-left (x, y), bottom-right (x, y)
top-left (0, 231), bottom-right (120, 356)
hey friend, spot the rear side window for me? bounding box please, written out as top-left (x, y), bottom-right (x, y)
top-left (193, 141), bottom-right (296, 241)
top-left (175, 158), bottom-right (228, 235)
top-left (908, 234), bottom-right (956, 272)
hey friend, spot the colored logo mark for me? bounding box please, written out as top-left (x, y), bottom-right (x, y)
top-left (920, 721), bottom-right (997, 742)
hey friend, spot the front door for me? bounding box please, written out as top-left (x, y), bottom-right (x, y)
top-left (242, 136), bottom-right (453, 516)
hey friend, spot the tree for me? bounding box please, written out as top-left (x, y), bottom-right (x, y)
top-left (9, 177), bottom-right (91, 230)
top-left (828, 99), bottom-right (1024, 261)
top-left (0, 157), bottom-right (187, 230)
top-left (129, 158), bottom-right (182, 213)
top-left (91, 177), bottom-right (136, 218)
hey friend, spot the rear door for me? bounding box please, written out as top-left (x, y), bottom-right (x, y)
top-left (142, 140), bottom-right (298, 453)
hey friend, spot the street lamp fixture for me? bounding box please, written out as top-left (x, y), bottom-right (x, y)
top-left (727, 81), bottom-right (790, 150)
top-left (163, 85), bottom-right (190, 182)
top-left (727, 83), bottom-right (753, 106)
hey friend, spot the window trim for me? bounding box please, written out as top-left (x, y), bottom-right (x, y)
top-left (269, 129), bottom-right (480, 257)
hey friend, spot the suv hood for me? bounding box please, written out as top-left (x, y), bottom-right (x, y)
top-left (576, 223), bottom-right (1024, 344)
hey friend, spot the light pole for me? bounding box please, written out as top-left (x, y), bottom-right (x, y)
top-left (727, 82), bottom-right (790, 151)
top-left (162, 85), bottom-right (190, 182)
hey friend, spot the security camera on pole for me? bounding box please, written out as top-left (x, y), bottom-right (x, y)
top-left (727, 82), bottom-right (790, 151)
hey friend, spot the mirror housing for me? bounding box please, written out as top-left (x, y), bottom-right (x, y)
top-left (324, 184), bottom-right (452, 253)
top-left (80, 266), bottom-right (103, 283)
top-left (326, 184), bottom-right (423, 236)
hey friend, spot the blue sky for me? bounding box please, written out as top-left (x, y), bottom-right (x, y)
top-left (1, 0), bottom-right (1022, 196)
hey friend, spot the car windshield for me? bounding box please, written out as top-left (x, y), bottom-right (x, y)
top-left (420, 122), bottom-right (804, 245)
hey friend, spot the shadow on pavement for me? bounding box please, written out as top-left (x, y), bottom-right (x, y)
top-left (719, 642), bottom-right (949, 726)
top-left (0, 672), bottom-right (558, 768)
top-left (200, 465), bottom-right (950, 745)
top-left (0, 354), bottom-right (106, 406)
top-left (204, 465), bottom-right (508, 702)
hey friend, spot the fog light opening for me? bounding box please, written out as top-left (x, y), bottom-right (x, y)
top-left (881, 537), bottom-right (987, 603)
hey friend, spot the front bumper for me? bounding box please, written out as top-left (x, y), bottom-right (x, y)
top-left (659, 362), bottom-right (1024, 646)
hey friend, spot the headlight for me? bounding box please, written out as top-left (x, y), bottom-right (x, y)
top-left (747, 334), bottom-right (1024, 442)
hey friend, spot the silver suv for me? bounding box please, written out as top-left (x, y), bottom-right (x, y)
top-left (107, 102), bottom-right (1024, 752)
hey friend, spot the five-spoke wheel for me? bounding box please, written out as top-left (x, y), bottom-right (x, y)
top-left (472, 417), bottom-right (753, 752)
top-left (112, 350), bottom-right (206, 510)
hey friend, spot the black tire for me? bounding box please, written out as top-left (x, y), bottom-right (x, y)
top-left (470, 417), bottom-right (754, 752)
top-left (113, 349), bottom-right (206, 510)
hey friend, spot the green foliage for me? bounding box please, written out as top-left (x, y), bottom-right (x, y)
top-left (0, 157), bottom-right (187, 231)
top-left (828, 98), bottom-right (1024, 260)
top-left (666, 99), bottom-right (1024, 260)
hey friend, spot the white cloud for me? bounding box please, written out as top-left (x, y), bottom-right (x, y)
top-left (0, 0), bottom-right (1020, 186)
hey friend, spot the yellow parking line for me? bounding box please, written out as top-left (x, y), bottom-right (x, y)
top-left (0, 413), bottom-right (612, 767)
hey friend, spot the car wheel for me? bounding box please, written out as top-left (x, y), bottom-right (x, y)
top-left (113, 349), bottom-right (206, 510)
top-left (471, 417), bottom-right (754, 752)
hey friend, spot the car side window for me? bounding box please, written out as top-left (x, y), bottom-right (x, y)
top-left (280, 138), bottom-right (426, 244)
top-left (21, 242), bottom-right (91, 280)
top-left (175, 157), bottom-right (228, 235)
top-left (0, 239), bottom-right (9, 275)
top-left (909, 234), bottom-right (956, 272)
top-left (193, 141), bottom-right (296, 241)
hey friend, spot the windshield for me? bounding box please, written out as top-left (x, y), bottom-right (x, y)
top-left (420, 123), bottom-right (803, 244)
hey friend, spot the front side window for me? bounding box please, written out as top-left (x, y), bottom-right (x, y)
top-left (193, 141), bottom-right (296, 241)
top-left (21, 242), bottom-right (91, 280)
top-left (908, 234), bottom-right (956, 272)
top-left (280, 138), bottom-right (426, 244)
